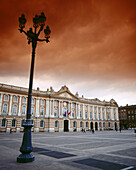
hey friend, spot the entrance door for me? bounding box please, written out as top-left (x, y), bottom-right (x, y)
top-left (64, 120), bottom-right (69, 132)
top-left (95, 122), bottom-right (98, 131)
top-left (91, 122), bottom-right (93, 130)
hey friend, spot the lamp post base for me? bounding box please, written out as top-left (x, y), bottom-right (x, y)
top-left (17, 153), bottom-right (35, 163)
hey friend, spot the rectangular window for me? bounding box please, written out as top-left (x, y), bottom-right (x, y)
top-left (103, 113), bottom-right (104, 120)
top-left (13, 104), bottom-right (17, 114)
top-left (94, 107), bottom-right (96, 111)
top-left (3, 104), bottom-right (8, 113)
top-left (90, 106), bottom-right (92, 110)
top-left (12, 119), bottom-right (16, 127)
top-left (80, 111), bottom-right (82, 118)
top-left (31, 106), bottom-right (34, 115)
top-left (54, 108), bottom-right (57, 116)
top-left (72, 110), bottom-right (74, 117)
top-left (85, 112), bottom-right (87, 119)
top-left (32, 98), bottom-right (35, 104)
top-left (1, 119), bottom-right (6, 127)
top-left (102, 108), bottom-right (104, 112)
top-left (22, 106), bottom-right (26, 115)
top-left (72, 103), bottom-right (74, 108)
top-left (80, 105), bottom-right (82, 109)
top-left (54, 100), bottom-right (57, 106)
top-left (90, 112), bottom-right (92, 119)
top-left (85, 105), bottom-right (87, 110)
top-left (98, 107), bottom-right (101, 111)
top-left (40, 107), bottom-right (44, 116)
top-left (41, 99), bottom-right (44, 105)
top-left (40, 120), bottom-right (44, 127)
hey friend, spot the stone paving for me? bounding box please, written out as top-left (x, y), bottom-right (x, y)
top-left (0, 130), bottom-right (136, 170)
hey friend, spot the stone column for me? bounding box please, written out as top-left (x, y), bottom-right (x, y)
top-left (116, 108), bottom-right (119, 120)
top-left (58, 100), bottom-right (60, 117)
top-left (96, 106), bottom-right (98, 120)
top-left (100, 107), bottom-right (102, 120)
top-left (83, 104), bottom-right (85, 119)
top-left (76, 103), bottom-right (78, 118)
top-left (92, 105), bottom-right (94, 120)
top-left (78, 104), bottom-right (80, 118)
top-left (104, 107), bottom-right (107, 120)
top-left (52, 99), bottom-right (54, 116)
top-left (0, 93), bottom-right (3, 115)
top-left (49, 99), bottom-right (52, 116)
top-left (46, 99), bottom-right (49, 117)
top-left (9, 94), bottom-right (13, 115)
top-left (35, 98), bottom-right (40, 117)
top-left (18, 96), bottom-right (22, 116)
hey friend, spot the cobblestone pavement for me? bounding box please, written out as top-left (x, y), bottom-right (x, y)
top-left (0, 130), bottom-right (136, 170)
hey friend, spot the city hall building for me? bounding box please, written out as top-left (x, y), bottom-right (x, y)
top-left (0, 83), bottom-right (119, 132)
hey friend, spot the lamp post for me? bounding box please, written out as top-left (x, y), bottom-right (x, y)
top-left (17, 12), bottom-right (51, 163)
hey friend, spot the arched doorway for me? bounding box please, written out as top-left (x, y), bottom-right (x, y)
top-left (64, 120), bottom-right (69, 132)
top-left (90, 122), bottom-right (93, 130)
top-left (95, 122), bottom-right (98, 131)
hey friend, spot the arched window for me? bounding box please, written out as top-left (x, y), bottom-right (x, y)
top-left (22, 106), bottom-right (26, 115)
top-left (99, 122), bottom-right (101, 128)
top-left (73, 121), bottom-right (76, 128)
top-left (1, 119), bottom-right (6, 127)
top-left (55, 120), bottom-right (58, 128)
top-left (40, 107), bottom-right (44, 116)
top-left (4, 95), bottom-right (8, 101)
top-left (103, 122), bottom-right (105, 127)
top-left (40, 120), bottom-right (44, 127)
top-left (12, 119), bottom-right (16, 127)
top-left (3, 103), bottom-right (8, 113)
top-left (54, 108), bottom-right (57, 117)
top-left (86, 122), bottom-right (88, 127)
top-left (14, 96), bottom-right (18, 102)
top-left (13, 104), bottom-right (17, 114)
top-left (80, 121), bottom-right (82, 127)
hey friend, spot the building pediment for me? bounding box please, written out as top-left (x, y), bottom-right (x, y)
top-left (53, 91), bottom-right (78, 100)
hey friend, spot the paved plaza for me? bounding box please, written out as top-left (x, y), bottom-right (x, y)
top-left (0, 130), bottom-right (136, 170)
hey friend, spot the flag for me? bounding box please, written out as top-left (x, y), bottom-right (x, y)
top-left (68, 111), bottom-right (71, 115)
top-left (63, 112), bottom-right (66, 117)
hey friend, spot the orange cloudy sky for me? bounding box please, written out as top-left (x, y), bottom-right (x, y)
top-left (0, 0), bottom-right (136, 106)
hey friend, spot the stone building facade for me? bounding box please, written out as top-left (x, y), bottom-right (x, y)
top-left (119, 105), bottom-right (136, 129)
top-left (0, 83), bottom-right (119, 132)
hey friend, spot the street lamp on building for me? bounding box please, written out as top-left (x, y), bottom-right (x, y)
top-left (17, 12), bottom-right (51, 163)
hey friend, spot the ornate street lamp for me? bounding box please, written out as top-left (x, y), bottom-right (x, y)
top-left (17, 12), bottom-right (51, 163)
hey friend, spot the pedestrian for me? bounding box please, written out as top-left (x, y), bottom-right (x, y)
top-left (10, 128), bottom-right (12, 134)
